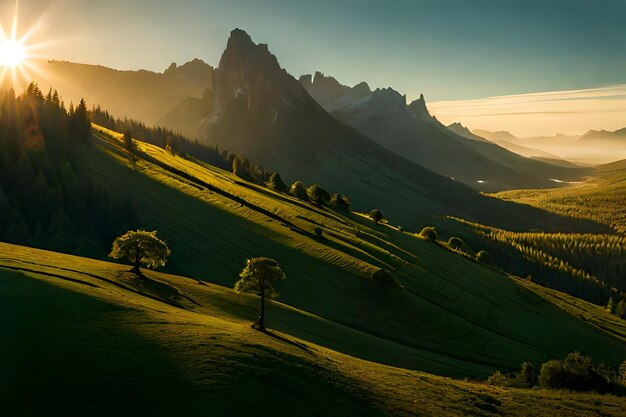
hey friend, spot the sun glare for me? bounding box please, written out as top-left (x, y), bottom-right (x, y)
top-left (0, 1), bottom-right (48, 89)
top-left (0, 39), bottom-right (26, 67)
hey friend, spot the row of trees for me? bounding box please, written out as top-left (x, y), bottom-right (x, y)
top-left (90, 106), bottom-right (268, 184)
top-left (266, 173), bottom-right (351, 211)
top-left (0, 84), bottom-right (135, 256)
top-left (488, 352), bottom-right (626, 394)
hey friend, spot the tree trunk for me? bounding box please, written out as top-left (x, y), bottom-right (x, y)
top-left (132, 253), bottom-right (141, 275)
top-left (255, 280), bottom-right (266, 331)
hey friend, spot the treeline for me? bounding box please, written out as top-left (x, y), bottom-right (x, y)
top-left (453, 218), bottom-right (625, 309)
top-left (0, 84), bottom-right (135, 256)
top-left (89, 106), bottom-right (267, 184)
top-left (488, 352), bottom-right (626, 395)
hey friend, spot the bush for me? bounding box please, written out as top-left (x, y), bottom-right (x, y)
top-left (397, 226), bottom-right (404, 233)
top-left (330, 193), bottom-right (351, 211)
top-left (538, 360), bottom-right (567, 389)
top-left (307, 184), bottom-right (331, 205)
top-left (266, 172), bottom-right (288, 193)
top-left (314, 227), bottom-right (323, 237)
top-left (369, 209), bottom-right (384, 224)
top-left (448, 236), bottom-right (474, 255)
top-left (515, 361), bottom-right (538, 387)
top-left (290, 181), bottom-right (308, 201)
top-left (538, 352), bottom-right (611, 392)
top-left (371, 268), bottom-right (394, 288)
top-left (476, 250), bottom-right (491, 264)
top-left (418, 226), bottom-right (438, 241)
top-left (487, 370), bottom-right (510, 387)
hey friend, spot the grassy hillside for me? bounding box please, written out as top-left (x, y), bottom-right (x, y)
top-left (2, 243), bottom-right (626, 417)
top-left (492, 159), bottom-right (626, 234)
top-left (13, 124), bottom-right (616, 380)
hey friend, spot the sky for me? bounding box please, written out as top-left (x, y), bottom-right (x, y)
top-left (2, 0), bottom-right (625, 134)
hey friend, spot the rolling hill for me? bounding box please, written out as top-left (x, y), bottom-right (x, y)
top-left (3, 243), bottom-right (626, 416)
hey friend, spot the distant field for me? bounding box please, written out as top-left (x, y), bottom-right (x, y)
top-left (2, 243), bottom-right (626, 417)
top-left (492, 159), bottom-right (626, 234)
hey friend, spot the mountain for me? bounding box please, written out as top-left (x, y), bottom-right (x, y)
top-left (298, 72), bottom-right (584, 191)
top-left (24, 58), bottom-right (213, 124)
top-left (475, 128), bottom-right (626, 165)
top-left (578, 127), bottom-right (626, 145)
top-left (472, 129), bottom-right (520, 142)
top-left (156, 29), bottom-right (601, 231)
top-left (446, 122), bottom-right (492, 143)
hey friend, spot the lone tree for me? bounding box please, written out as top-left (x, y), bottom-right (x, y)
top-left (369, 208), bottom-right (384, 224)
top-left (109, 230), bottom-right (170, 275)
top-left (123, 129), bottom-right (136, 153)
top-left (234, 257), bottom-right (286, 331)
top-left (330, 193), bottom-right (351, 211)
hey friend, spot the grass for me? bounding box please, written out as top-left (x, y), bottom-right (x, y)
top-left (2, 243), bottom-right (626, 416)
top-left (491, 159), bottom-right (626, 234)
top-left (2, 126), bottom-right (625, 415)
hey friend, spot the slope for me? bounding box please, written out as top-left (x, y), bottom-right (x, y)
top-left (20, 58), bottom-right (213, 124)
top-left (2, 243), bottom-right (626, 417)
top-left (30, 124), bottom-right (620, 381)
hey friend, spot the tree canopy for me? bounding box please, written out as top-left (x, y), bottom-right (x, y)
top-left (109, 230), bottom-right (170, 274)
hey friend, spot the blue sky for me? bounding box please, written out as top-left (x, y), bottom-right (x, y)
top-left (4, 0), bottom-right (626, 101)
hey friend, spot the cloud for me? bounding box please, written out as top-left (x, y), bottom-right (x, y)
top-left (429, 85), bottom-right (626, 137)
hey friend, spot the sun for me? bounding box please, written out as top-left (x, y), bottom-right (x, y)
top-left (0, 39), bottom-right (26, 67)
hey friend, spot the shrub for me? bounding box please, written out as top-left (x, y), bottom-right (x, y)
top-left (266, 172), bottom-right (288, 193)
top-left (330, 193), bottom-right (351, 211)
top-left (448, 236), bottom-right (474, 255)
top-left (539, 352), bottom-right (611, 392)
top-left (289, 181), bottom-right (308, 201)
top-left (477, 250), bottom-right (492, 264)
top-left (397, 226), bottom-right (404, 233)
top-left (418, 227), bottom-right (438, 241)
top-left (371, 268), bottom-right (394, 288)
top-left (487, 370), bottom-right (510, 387)
top-left (369, 209), bottom-right (384, 224)
top-left (307, 184), bottom-right (331, 205)
top-left (515, 361), bottom-right (538, 387)
top-left (538, 360), bottom-right (567, 389)
top-left (314, 227), bottom-right (323, 237)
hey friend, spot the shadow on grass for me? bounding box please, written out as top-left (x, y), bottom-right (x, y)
top-left (255, 326), bottom-right (314, 354)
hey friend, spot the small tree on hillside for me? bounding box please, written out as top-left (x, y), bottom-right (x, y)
top-left (266, 172), bottom-right (288, 193)
top-left (123, 129), bottom-right (136, 153)
top-left (418, 226), bottom-right (438, 241)
top-left (234, 257), bottom-right (286, 331)
top-left (477, 250), bottom-right (491, 264)
top-left (307, 184), bottom-right (330, 205)
top-left (289, 181), bottom-right (308, 201)
top-left (330, 193), bottom-right (351, 211)
top-left (369, 209), bottom-right (384, 224)
top-left (109, 230), bottom-right (170, 275)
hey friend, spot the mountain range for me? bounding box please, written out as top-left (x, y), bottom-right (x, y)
top-left (475, 128), bottom-right (626, 165)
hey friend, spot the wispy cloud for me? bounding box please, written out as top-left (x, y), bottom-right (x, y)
top-left (429, 85), bottom-right (626, 137)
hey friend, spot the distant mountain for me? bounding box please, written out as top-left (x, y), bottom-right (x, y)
top-left (24, 58), bottom-right (213, 124)
top-left (446, 122), bottom-right (491, 143)
top-left (472, 129), bottom-right (520, 143)
top-left (298, 72), bottom-right (583, 191)
top-left (578, 128), bottom-right (626, 145)
top-left (474, 128), bottom-right (626, 165)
